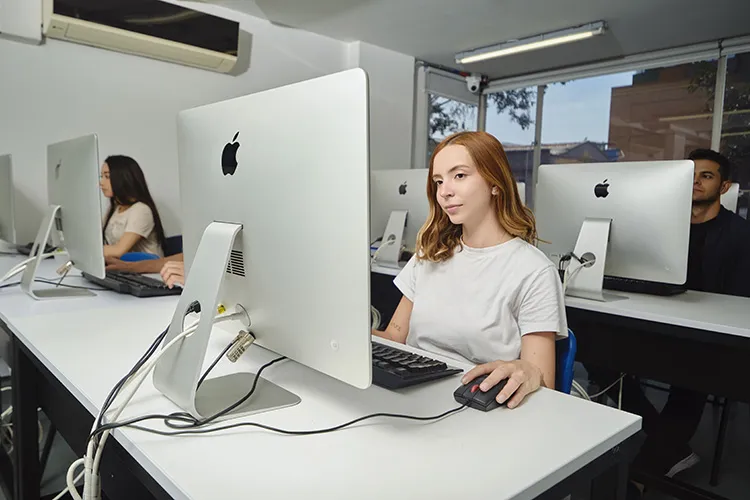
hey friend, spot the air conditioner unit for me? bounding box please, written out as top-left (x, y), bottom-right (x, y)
top-left (42, 0), bottom-right (240, 73)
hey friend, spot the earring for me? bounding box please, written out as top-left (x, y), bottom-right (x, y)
top-left (492, 187), bottom-right (499, 195)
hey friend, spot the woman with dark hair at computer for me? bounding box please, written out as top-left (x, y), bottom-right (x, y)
top-left (100, 155), bottom-right (166, 258)
top-left (372, 131), bottom-right (567, 409)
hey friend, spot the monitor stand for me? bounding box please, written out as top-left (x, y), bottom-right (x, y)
top-left (152, 221), bottom-right (300, 422)
top-left (566, 218), bottom-right (625, 302)
top-left (373, 210), bottom-right (407, 268)
top-left (21, 205), bottom-right (93, 300)
top-left (0, 239), bottom-right (16, 254)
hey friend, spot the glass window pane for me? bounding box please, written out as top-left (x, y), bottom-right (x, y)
top-left (721, 52), bottom-right (750, 218)
top-left (427, 94), bottom-right (477, 163)
top-left (540, 62), bottom-right (717, 168)
top-left (485, 87), bottom-right (537, 184)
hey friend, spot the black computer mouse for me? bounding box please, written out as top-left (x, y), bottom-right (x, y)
top-left (453, 374), bottom-right (509, 412)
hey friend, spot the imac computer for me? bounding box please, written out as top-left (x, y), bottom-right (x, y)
top-left (153, 68), bottom-right (371, 421)
top-left (0, 155), bottom-right (16, 254)
top-left (535, 160), bottom-right (694, 301)
top-left (21, 134), bottom-right (106, 299)
top-left (721, 182), bottom-right (740, 213)
top-left (517, 181), bottom-right (526, 206)
top-left (369, 168), bottom-right (429, 267)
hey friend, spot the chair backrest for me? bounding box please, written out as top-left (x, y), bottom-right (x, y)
top-left (163, 235), bottom-right (183, 257)
top-left (555, 329), bottom-right (577, 394)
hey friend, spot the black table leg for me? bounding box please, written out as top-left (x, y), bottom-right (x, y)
top-left (710, 400), bottom-right (731, 487)
top-left (11, 335), bottom-right (41, 500)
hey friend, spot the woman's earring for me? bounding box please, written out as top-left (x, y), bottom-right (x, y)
top-left (492, 187), bottom-right (499, 195)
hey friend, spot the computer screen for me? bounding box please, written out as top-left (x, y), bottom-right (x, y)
top-left (370, 168), bottom-right (429, 253)
top-left (535, 160), bottom-right (693, 298)
top-left (721, 183), bottom-right (740, 213)
top-left (21, 134), bottom-right (106, 299)
top-left (0, 154), bottom-right (16, 253)
top-left (154, 69), bottom-right (371, 420)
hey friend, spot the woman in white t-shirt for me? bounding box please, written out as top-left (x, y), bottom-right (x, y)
top-left (100, 155), bottom-right (166, 258)
top-left (373, 131), bottom-right (566, 409)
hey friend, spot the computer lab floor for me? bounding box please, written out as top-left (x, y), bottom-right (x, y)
top-left (1, 369), bottom-right (747, 500)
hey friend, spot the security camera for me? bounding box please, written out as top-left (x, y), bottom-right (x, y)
top-left (466, 74), bottom-right (482, 94)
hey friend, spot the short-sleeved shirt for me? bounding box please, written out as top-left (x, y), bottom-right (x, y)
top-left (103, 202), bottom-right (163, 257)
top-left (393, 237), bottom-right (567, 365)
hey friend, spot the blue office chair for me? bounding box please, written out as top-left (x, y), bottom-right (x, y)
top-left (120, 252), bottom-right (160, 262)
top-left (555, 329), bottom-right (577, 394)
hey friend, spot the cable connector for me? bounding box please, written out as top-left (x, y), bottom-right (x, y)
top-left (226, 330), bottom-right (256, 363)
top-left (56, 260), bottom-right (74, 276)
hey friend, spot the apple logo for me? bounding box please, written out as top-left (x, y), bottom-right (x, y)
top-left (221, 132), bottom-right (240, 176)
top-left (594, 179), bottom-right (610, 198)
top-left (398, 182), bottom-right (407, 195)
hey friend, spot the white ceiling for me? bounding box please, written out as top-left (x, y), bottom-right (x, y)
top-left (214, 0), bottom-right (750, 80)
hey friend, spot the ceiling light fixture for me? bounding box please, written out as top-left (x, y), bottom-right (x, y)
top-left (455, 21), bottom-right (606, 64)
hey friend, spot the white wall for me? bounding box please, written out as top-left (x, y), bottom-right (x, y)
top-left (346, 42), bottom-right (415, 171)
top-left (0, 1), bottom-right (346, 243)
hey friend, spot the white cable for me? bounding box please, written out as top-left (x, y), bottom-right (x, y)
top-left (370, 306), bottom-right (381, 330)
top-left (618, 376), bottom-right (624, 410)
top-left (588, 373), bottom-right (626, 400)
top-left (70, 309), bottom-right (245, 500)
top-left (1, 252), bottom-right (57, 284)
top-left (370, 238), bottom-right (395, 265)
top-left (62, 459), bottom-right (84, 500)
top-left (570, 380), bottom-right (591, 401)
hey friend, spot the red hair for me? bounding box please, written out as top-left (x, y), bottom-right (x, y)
top-left (416, 131), bottom-right (536, 262)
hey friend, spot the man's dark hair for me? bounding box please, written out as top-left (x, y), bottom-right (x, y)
top-left (688, 148), bottom-right (732, 182)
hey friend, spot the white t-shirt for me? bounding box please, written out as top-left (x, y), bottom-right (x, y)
top-left (103, 202), bottom-right (163, 257)
top-left (393, 238), bottom-right (567, 365)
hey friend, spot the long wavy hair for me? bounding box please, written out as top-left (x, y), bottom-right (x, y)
top-left (102, 155), bottom-right (167, 251)
top-left (416, 131), bottom-right (537, 262)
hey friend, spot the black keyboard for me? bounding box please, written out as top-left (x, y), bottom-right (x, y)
top-left (371, 342), bottom-right (462, 390)
top-left (17, 243), bottom-right (57, 256)
top-left (604, 276), bottom-right (687, 296)
top-left (82, 271), bottom-right (182, 298)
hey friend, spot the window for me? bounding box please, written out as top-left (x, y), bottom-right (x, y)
top-left (485, 87), bottom-right (537, 185)
top-left (541, 63), bottom-right (717, 167)
top-left (721, 52), bottom-right (750, 217)
top-left (427, 94), bottom-right (477, 163)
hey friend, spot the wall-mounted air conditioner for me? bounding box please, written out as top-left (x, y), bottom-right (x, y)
top-left (42, 0), bottom-right (240, 73)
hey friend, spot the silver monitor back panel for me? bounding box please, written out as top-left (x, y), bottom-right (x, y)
top-left (177, 69), bottom-right (372, 389)
top-left (535, 160), bottom-right (693, 285)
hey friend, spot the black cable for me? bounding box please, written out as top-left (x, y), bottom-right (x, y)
top-left (196, 341), bottom-right (234, 391)
top-left (34, 278), bottom-right (106, 291)
top-left (97, 301), bottom-right (201, 428)
top-left (0, 281), bottom-right (20, 290)
top-left (92, 400), bottom-right (466, 439)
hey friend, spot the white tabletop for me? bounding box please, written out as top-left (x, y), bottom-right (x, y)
top-left (566, 291), bottom-right (750, 339)
top-left (3, 293), bottom-right (640, 500)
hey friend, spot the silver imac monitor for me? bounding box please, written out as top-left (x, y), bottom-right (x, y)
top-left (721, 182), bottom-right (740, 213)
top-left (516, 181), bottom-right (526, 206)
top-left (535, 160), bottom-right (693, 301)
top-left (0, 154), bottom-right (16, 253)
top-left (21, 134), bottom-right (106, 300)
top-left (369, 168), bottom-right (429, 267)
top-left (154, 69), bottom-right (371, 421)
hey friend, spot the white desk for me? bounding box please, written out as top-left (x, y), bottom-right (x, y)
top-left (0, 288), bottom-right (641, 500)
top-left (566, 291), bottom-right (750, 340)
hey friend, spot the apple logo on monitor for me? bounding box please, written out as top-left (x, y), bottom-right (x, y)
top-left (221, 132), bottom-right (240, 176)
top-left (594, 179), bottom-right (610, 198)
top-left (398, 182), bottom-right (407, 195)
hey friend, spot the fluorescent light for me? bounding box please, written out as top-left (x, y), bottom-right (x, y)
top-left (456, 21), bottom-right (606, 64)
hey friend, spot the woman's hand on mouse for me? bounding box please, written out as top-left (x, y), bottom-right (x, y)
top-left (461, 359), bottom-right (544, 409)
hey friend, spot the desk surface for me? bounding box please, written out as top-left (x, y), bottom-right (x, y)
top-left (566, 291), bottom-right (750, 339)
top-left (0, 259), bottom-right (641, 500)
